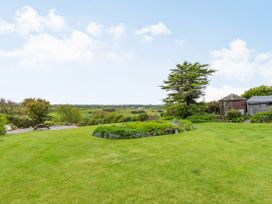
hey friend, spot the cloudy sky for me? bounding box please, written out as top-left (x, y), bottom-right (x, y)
top-left (1, 0), bottom-right (272, 104)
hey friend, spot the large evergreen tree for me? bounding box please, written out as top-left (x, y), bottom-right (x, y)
top-left (161, 61), bottom-right (215, 118)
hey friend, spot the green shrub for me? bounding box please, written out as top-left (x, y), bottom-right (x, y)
top-left (122, 116), bottom-right (133, 122)
top-left (207, 101), bottom-right (220, 114)
top-left (187, 114), bottom-right (217, 123)
top-left (226, 110), bottom-right (250, 122)
top-left (175, 119), bottom-right (194, 131)
top-left (93, 120), bottom-right (193, 139)
top-left (6, 115), bottom-right (34, 128)
top-left (137, 113), bottom-right (149, 121)
top-left (0, 114), bottom-right (7, 135)
top-left (102, 108), bottom-right (115, 112)
top-left (251, 111), bottom-right (272, 123)
top-left (57, 105), bottom-right (82, 124)
top-left (226, 109), bottom-right (241, 122)
top-left (131, 110), bottom-right (146, 114)
top-left (44, 121), bottom-right (56, 127)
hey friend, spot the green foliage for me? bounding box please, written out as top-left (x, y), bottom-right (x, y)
top-left (226, 109), bottom-right (241, 121)
top-left (226, 110), bottom-right (250, 122)
top-left (88, 111), bottom-right (123, 125)
top-left (22, 98), bottom-right (50, 125)
top-left (0, 114), bottom-right (7, 135)
top-left (161, 103), bottom-right (208, 119)
top-left (207, 101), bottom-right (220, 114)
top-left (137, 113), bottom-right (149, 121)
top-left (251, 111), bottom-right (272, 123)
top-left (187, 113), bottom-right (217, 123)
top-left (131, 110), bottom-right (146, 114)
top-left (57, 105), bottom-right (82, 124)
top-left (242, 85), bottom-right (272, 99)
top-left (6, 115), bottom-right (34, 128)
top-left (102, 108), bottom-right (116, 112)
top-left (173, 119), bottom-right (194, 131)
top-left (0, 98), bottom-right (20, 115)
top-left (161, 61), bottom-right (215, 118)
top-left (93, 120), bottom-right (193, 139)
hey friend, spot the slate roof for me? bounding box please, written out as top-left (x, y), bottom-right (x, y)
top-left (247, 95), bottom-right (272, 104)
top-left (219, 94), bottom-right (246, 102)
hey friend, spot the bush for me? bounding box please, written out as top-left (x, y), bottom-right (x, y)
top-left (137, 113), bottom-right (149, 121)
top-left (226, 109), bottom-right (241, 121)
top-left (88, 111), bottom-right (124, 125)
top-left (163, 103), bottom-right (208, 119)
top-left (121, 116), bottom-right (133, 122)
top-left (187, 113), bottom-right (217, 123)
top-left (57, 105), bottom-right (81, 124)
top-left (22, 98), bottom-right (50, 125)
top-left (6, 115), bottom-right (34, 128)
top-left (131, 110), bottom-right (146, 114)
top-left (207, 101), bottom-right (220, 114)
top-left (226, 110), bottom-right (249, 122)
top-left (102, 108), bottom-right (115, 112)
top-left (0, 114), bottom-right (7, 135)
top-left (174, 119), bottom-right (194, 131)
top-left (93, 120), bottom-right (193, 139)
top-left (251, 111), bottom-right (272, 123)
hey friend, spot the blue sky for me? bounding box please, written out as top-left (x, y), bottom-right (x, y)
top-left (1, 0), bottom-right (272, 104)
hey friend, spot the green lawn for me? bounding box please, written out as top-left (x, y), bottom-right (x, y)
top-left (1, 123), bottom-right (272, 203)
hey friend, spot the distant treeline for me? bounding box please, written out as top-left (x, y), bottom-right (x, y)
top-left (51, 104), bottom-right (163, 109)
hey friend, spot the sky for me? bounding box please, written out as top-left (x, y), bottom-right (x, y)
top-left (1, 0), bottom-right (272, 104)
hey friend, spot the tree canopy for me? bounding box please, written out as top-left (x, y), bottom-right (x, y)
top-left (242, 85), bottom-right (272, 99)
top-left (161, 61), bottom-right (215, 118)
top-left (22, 98), bottom-right (50, 125)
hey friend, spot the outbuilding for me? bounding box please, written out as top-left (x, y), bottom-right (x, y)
top-left (247, 96), bottom-right (272, 115)
top-left (219, 94), bottom-right (247, 117)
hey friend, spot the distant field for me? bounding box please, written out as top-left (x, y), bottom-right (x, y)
top-left (49, 105), bottom-right (163, 121)
top-left (1, 123), bottom-right (272, 203)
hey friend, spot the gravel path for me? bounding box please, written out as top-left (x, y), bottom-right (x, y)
top-left (6, 125), bottom-right (79, 135)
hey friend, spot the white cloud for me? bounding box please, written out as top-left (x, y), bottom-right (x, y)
top-left (0, 7), bottom-right (136, 68)
top-left (135, 22), bottom-right (171, 42)
top-left (136, 22), bottom-right (171, 35)
top-left (107, 23), bottom-right (125, 40)
top-left (86, 22), bottom-right (103, 37)
top-left (0, 31), bottom-right (96, 67)
top-left (0, 6), bottom-right (66, 36)
top-left (0, 19), bottom-right (15, 33)
top-left (211, 39), bottom-right (272, 82)
top-left (204, 85), bottom-right (246, 102)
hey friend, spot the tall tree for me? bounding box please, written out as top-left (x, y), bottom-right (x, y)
top-left (161, 61), bottom-right (215, 118)
top-left (22, 98), bottom-right (50, 125)
top-left (242, 85), bottom-right (272, 99)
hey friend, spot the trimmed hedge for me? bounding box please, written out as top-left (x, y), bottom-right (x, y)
top-left (93, 120), bottom-right (193, 139)
top-left (251, 111), bottom-right (272, 123)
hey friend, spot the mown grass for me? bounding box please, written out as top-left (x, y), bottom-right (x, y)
top-left (1, 123), bottom-right (272, 203)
